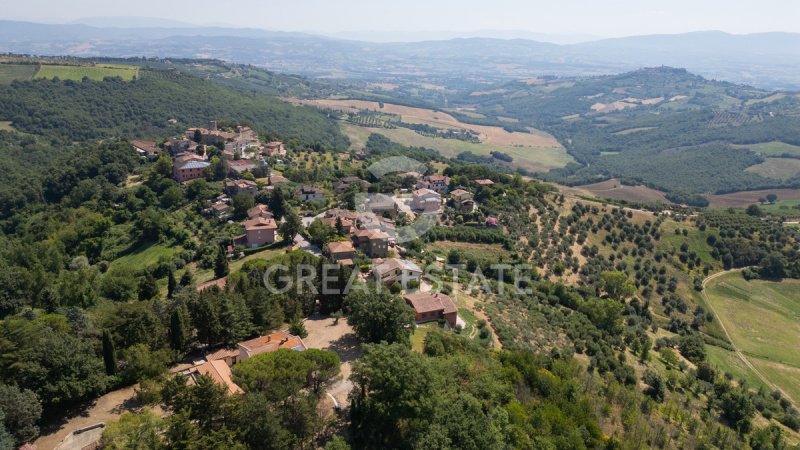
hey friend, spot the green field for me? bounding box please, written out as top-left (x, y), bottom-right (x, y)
top-left (110, 242), bottom-right (181, 271)
top-left (658, 220), bottom-right (717, 265)
top-left (342, 122), bottom-right (573, 173)
top-left (759, 199), bottom-right (800, 218)
top-left (738, 141), bottom-right (800, 157)
top-left (706, 345), bottom-right (769, 390)
top-left (429, 241), bottom-right (512, 264)
top-left (746, 157), bottom-right (800, 179)
top-left (0, 64), bottom-right (38, 84)
top-left (35, 64), bottom-right (139, 81)
top-left (704, 272), bottom-right (800, 402)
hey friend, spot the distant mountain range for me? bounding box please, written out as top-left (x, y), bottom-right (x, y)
top-left (1, 20), bottom-right (799, 89)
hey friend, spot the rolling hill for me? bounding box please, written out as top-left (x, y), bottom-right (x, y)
top-left (1, 20), bottom-right (799, 89)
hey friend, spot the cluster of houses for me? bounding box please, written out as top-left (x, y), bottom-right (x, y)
top-left (181, 330), bottom-right (307, 395)
top-left (132, 121), bottom-right (287, 185)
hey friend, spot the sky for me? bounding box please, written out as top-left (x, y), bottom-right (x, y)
top-left (3, 0), bottom-right (799, 39)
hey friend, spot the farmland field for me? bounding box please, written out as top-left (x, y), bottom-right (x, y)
top-left (707, 188), bottom-right (800, 207)
top-left (704, 272), bottom-right (800, 403)
top-left (734, 141), bottom-right (800, 157)
top-left (291, 97), bottom-right (572, 173)
top-left (0, 64), bottom-right (37, 83)
top-left (745, 157), bottom-right (800, 179)
top-left (576, 178), bottom-right (671, 204)
top-left (35, 64), bottom-right (139, 81)
top-left (342, 122), bottom-right (571, 173)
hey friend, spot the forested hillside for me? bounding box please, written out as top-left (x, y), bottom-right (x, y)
top-left (0, 67), bottom-right (348, 148)
top-left (449, 67), bottom-right (800, 195)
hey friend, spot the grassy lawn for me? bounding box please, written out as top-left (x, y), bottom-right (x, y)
top-left (704, 272), bottom-right (800, 402)
top-left (193, 245), bottom-right (284, 284)
top-left (0, 64), bottom-right (37, 83)
top-left (410, 324), bottom-right (433, 353)
top-left (342, 122), bottom-right (573, 173)
top-left (110, 242), bottom-right (181, 271)
top-left (35, 64), bottom-right (139, 81)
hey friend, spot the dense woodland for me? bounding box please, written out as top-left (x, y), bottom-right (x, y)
top-left (0, 69), bottom-right (347, 148)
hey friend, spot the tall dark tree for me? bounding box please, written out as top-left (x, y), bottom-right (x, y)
top-left (281, 211), bottom-right (302, 243)
top-left (167, 269), bottom-right (178, 299)
top-left (138, 274), bottom-right (159, 301)
top-left (169, 306), bottom-right (190, 353)
top-left (214, 247), bottom-right (229, 279)
top-left (102, 329), bottom-right (117, 376)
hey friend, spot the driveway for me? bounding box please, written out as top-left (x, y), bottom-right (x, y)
top-left (303, 315), bottom-right (361, 412)
top-left (294, 234), bottom-right (322, 256)
top-left (35, 386), bottom-right (164, 450)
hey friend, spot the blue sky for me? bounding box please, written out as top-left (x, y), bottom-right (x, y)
top-left (4, 0), bottom-right (799, 38)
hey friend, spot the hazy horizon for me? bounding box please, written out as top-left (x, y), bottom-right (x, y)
top-left (3, 0), bottom-right (799, 41)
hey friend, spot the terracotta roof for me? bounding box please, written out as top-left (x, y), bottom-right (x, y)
top-left (325, 209), bottom-right (359, 220)
top-left (404, 292), bottom-right (457, 315)
top-left (191, 359), bottom-right (243, 395)
top-left (238, 331), bottom-right (307, 358)
top-left (243, 217), bottom-right (278, 231)
top-left (450, 189), bottom-right (471, 197)
top-left (247, 204), bottom-right (273, 219)
top-left (321, 216), bottom-right (353, 230)
top-left (205, 347), bottom-right (239, 362)
top-left (353, 229), bottom-right (389, 240)
top-left (414, 188), bottom-right (439, 197)
top-left (327, 240), bottom-right (355, 255)
top-left (265, 141), bottom-right (284, 148)
top-left (131, 140), bottom-right (159, 155)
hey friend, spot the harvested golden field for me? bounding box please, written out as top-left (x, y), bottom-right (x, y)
top-left (707, 188), bottom-right (800, 207)
top-left (745, 158), bottom-right (800, 179)
top-left (576, 179), bottom-right (671, 204)
top-left (288, 98), bottom-right (562, 148)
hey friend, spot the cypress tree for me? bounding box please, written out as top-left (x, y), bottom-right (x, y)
top-left (214, 247), bottom-right (229, 279)
top-left (167, 269), bottom-right (177, 299)
top-left (102, 329), bottom-right (116, 375)
top-left (180, 268), bottom-right (194, 287)
top-left (170, 307), bottom-right (188, 352)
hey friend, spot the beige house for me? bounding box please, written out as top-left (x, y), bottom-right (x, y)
top-left (243, 217), bottom-right (278, 247)
top-left (412, 188), bottom-right (442, 213)
top-left (373, 258), bottom-right (422, 287)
